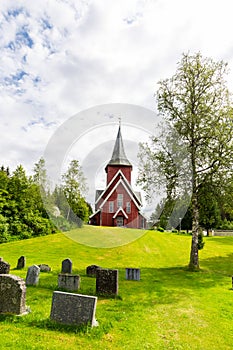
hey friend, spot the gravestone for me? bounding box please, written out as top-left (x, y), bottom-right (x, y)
top-left (38, 264), bottom-right (51, 272)
top-left (0, 274), bottom-right (27, 315)
top-left (58, 273), bottom-right (80, 291)
top-left (26, 265), bottom-right (40, 286)
top-left (61, 258), bottom-right (72, 274)
top-left (125, 268), bottom-right (140, 281)
top-left (50, 291), bottom-right (98, 326)
top-left (17, 256), bottom-right (26, 269)
top-left (0, 261), bottom-right (10, 274)
top-left (86, 265), bottom-right (101, 277)
top-left (96, 269), bottom-right (118, 296)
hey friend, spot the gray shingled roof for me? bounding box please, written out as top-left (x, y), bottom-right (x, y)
top-left (107, 125), bottom-right (132, 166)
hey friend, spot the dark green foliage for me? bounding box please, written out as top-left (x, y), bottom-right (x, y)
top-left (197, 231), bottom-right (205, 250)
top-left (0, 164), bottom-right (56, 243)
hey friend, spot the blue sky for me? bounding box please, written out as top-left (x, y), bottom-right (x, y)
top-left (1, 0), bottom-right (233, 182)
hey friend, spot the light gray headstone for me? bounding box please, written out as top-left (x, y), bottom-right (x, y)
top-left (96, 269), bottom-right (118, 296)
top-left (58, 273), bottom-right (80, 291)
top-left (50, 291), bottom-right (98, 326)
top-left (61, 258), bottom-right (72, 274)
top-left (0, 274), bottom-right (27, 315)
top-left (17, 256), bottom-right (26, 269)
top-left (0, 261), bottom-right (10, 274)
top-left (126, 268), bottom-right (140, 281)
top-left (26, 265), bottom-right (40, 286)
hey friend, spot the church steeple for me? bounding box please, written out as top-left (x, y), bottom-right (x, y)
top-left (105, 122), bottom-right (132, 184)
top-left (107, 123), bottom-right (131, 166)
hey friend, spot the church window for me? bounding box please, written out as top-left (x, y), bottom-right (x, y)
top-left (117, 194), bottom-right (123, 207)
top-left (126, 201), bottom-right (131, 213)
top-left (109, 201), bottom-right (114, 213)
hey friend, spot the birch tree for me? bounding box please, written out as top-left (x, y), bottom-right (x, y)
top-left (139, 52), bottom-right (233, 270)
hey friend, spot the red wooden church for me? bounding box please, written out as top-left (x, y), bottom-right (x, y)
top-left (89, 124), bottom-right (146, 228)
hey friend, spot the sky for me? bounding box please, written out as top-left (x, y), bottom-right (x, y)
top-left (1, 0), bottom-right (233, 210)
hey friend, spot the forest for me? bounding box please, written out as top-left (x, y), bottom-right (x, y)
top-left (0, 159), bottom-right (92, 243)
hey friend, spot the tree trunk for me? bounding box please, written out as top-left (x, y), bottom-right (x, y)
top-left (189, 192), bottom-right (199, 270)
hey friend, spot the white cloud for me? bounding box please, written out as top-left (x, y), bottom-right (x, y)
top-left (0, 0), bottom-right (233, 179)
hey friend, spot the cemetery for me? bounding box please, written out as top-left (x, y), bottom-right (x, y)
top-left (0, 226), bottom-right (232, 349)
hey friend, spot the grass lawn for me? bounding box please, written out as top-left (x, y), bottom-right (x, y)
top-left (0, 226), bottom-right (232, 349)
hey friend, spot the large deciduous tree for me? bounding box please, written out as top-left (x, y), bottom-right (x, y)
top-left (139, 52), bottom-right (233, 270)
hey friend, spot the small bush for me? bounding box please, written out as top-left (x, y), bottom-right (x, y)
top-left (157, 227), bottom-right (164, 232)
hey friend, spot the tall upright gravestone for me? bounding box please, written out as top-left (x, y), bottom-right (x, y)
top-left (0, 274), bottom-right (27, 315)
top-left (96, 269), bottom-right (118, 296)
top-left (26, 265), bottom-right (40, 286)
top-left (17, 256), bottom-right (26, 269)
top-left (61, 258), bottom-right (72, 274)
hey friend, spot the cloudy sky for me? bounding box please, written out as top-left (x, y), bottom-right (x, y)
top-left (1, 0), bottom-right (233, 204)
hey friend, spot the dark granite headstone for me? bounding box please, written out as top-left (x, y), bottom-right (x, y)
top-left (0, 274), bottom-right (27, 315)
top-left (96, 269), bottom-right (118, 296)
top-left (0, 261), bottom-right (10, 274)
top-left (26, 265), bottom-right (40, 286)
top-left (38, 264), bottom-right (51, 272)
top-left (125, 268), bottom-right (140, 281)
top-left (58, 273), bottom-right (80, 291)
top-left (17, 256), bottom-right (26, 269)
top-left (86, 265), bottom-right (101, 277)
top-left (50, 291), bottom-right (98, 326)
top-left (61, 258), bottom-right (72, 274)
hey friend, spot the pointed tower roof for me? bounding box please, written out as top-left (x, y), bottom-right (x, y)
top-left (107, 123), bottom-right (132, 166)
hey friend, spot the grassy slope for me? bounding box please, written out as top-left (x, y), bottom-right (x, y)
top-left (0, 226), bottom-right (232, 350)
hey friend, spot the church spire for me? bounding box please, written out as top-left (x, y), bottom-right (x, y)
top-left (107, 122), bottom-right (132, 166)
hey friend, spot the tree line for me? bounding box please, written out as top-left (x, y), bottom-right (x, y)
top-left (0, 159), bottom-right (92, 243)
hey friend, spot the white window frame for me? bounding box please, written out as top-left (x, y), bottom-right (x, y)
top-left (109, 201), bottom-right (114, 213)
top-left (126, 201), bottom-right (131, 214)
top-left (117, 194), bottom-right (123, 208)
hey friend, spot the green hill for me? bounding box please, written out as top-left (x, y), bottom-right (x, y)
top-left (0, 226), bottom-right (232, 349)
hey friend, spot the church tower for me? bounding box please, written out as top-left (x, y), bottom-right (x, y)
top-left (89, 123), bottom-right (146, 228)
top-left (105, 123), bottom-right (132, 184)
